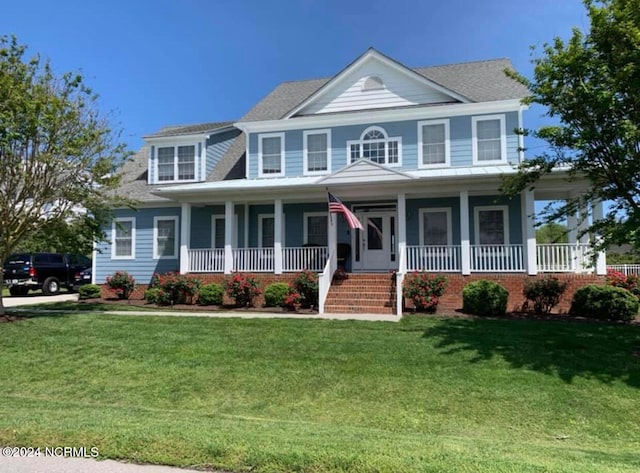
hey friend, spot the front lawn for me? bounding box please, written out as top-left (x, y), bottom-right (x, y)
top-left (1, 314), bottom-right (639, 472)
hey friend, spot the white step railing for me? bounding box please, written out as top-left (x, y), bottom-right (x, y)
top-left (318, 250), bottom-right (335, 314)
top-left (607, 264), bottom-right (640, 276)
top-left (282, 246), bottom-right (328, 272)
top-left (188, 249), bottom-right (225, 273)
top-left (536, 244), bottom-right (591, 272)
top-left (233, 248), bottom-right (274, 272)
top-left (471, 245), bottom-right (524, 272)
top-left (406, 245), bottom-right (461, 272)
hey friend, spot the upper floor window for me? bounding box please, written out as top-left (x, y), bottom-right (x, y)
top-left (112, 217), bottom-right (135, 260)
top-left (157, 145), bottom-right (196, 182)
top-left (472, 115), bottom-right (507, 164)
top-left (347, 126), bottom-right (402, 166)
top-left (303, 129), bottom-right (331, 175)
top-left (258, 132), bottom-right (285, 177)
top-left (418, 119), bottom-right (450, 168)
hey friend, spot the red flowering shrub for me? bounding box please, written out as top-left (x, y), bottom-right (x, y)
top-left (283, 290), bottom-right (301, 311)
top-left (607, 269), bottom-right (640, 299)
top-left (149, 272), bottom-right (202, 305)
top-left (106, 271), bottom-right (136, 300)
top-left (224, 273), bottom-right (261, 307)
top-left (403, 273), bottom-right (448, 313)
top-left (291, 270), bottom-right (318, 308)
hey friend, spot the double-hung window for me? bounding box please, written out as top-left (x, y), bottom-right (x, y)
top-left (347, 126), bottom-right (402, 166)
top-left (156, 145), bottom-right (196, 182)
top-left (475, 206), bottom-right (509, 245)
top-left (153, 217), bottom-right (178, 259)
top-left (420, 209), bottom-right (452, 246)
top-left (304, 213), bottom-right (328, 246)
top-left (418, 120), bottom-right (450, 167)
top-left (472, 115), bottom-right (506, 164)
top-left (112, 217), bottom-right (135, 259)
top-left (303, 130), bottom-right (330, 175)
top-left (259, 133), bottom-right (285, 177)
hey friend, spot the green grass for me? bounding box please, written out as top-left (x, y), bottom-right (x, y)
top-left (10, 300), bottom-right (156, 311)
top-left (1, 314), bottom-right (640, 472)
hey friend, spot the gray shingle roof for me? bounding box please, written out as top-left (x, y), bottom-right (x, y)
top-left (239, 58), bottom-right (529, 122)
top-left (143, 121), bottom-right (235, 139)
top-left (111, 146), bottom-right (175, 203)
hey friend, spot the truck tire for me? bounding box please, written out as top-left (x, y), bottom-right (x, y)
top-left (42, 277), bottom-right (61, 296)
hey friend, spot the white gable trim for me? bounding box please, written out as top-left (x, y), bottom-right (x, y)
top-left (318, 158), bottom-right (415, 185)
top-left (285, 49), bottom-right (469, 119)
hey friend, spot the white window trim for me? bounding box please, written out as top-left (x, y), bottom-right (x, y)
top-left (419, 208), bottom-right (452, 246)
top-left (346, 126), bottom-right (403, 167)
top-left (258, 132), bottom-right (285, 178)
top-left (154, 143), bottom-right (199, 184)
top-left (417, 119), bottom-right (450, 169)
top-left (303, 212), bottom-right (328, 246)
top-left (474, 205), bottom-right (510, 245)
top-left (471, 114), bottom-right (507, 165)
top-left (111, 217), bottom-right (136, 260)
top-left (303, 129), bottom-right (332, 176)
top-left (153, 216), bottom-right (179, 260)
top-left (258, 213), bottom-right (286, 248)
top-left (211, 214), bottom-right (238, 249)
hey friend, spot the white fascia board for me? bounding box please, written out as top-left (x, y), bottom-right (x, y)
top-left (235, 100), bottom-right (524, 134)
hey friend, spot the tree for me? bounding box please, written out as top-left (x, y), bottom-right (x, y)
top-left (535, 222), bottom-right (569, 244)
top-left (0, 36), bottom-right (129, 317)
top-left (501, 0), bottom-right (640, 254)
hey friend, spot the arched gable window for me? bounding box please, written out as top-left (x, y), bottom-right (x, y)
top-left (347, 126), bottom-right (402, 166)
top-left (362, 76), bottom-right (385, 91)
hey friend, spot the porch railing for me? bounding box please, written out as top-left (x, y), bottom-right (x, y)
top-left (471, 245), bottom-right (524, 272)
top-left (406, 245), bottom-right (461, 272)
top-left (318, 250), bottom-right (336, 314)
top-left (607, 264), bottom-right (640, 276)
top-left (233, 248), bottom-right (274, 272)
top-left (536, 244), bottom-right (591, 272)
top-left (282, 246), bottom-right (328, 272)
top-left (188, 249), bottom-right (225, 273)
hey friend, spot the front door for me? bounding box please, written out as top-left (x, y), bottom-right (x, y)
top-left (353, 212), bottom-right (397, 271)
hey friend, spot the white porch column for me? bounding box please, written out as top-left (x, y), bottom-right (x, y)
top-left (179, 202), bottom-right (191, 274)
top-left (329, 213), bottom-right (337, 269)
top-left (567, 210), bottom-right (578, 244)
top-left (397, 193), bottom-right (406, 272)
top-left (460, 191), bottom-right (471, 275)
top-left (592, 200), bottom-right (607, 275)
top-left (578, 206), bottom-right (590, 245)
top-left (522, 189), bottom-right (537, 275)
top-left (274, 199), bottom-right (283, 274)
top-left (224, 200), bottom-right (234, 274)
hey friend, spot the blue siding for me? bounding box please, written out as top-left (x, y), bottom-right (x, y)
top-left (206, 129), bottom-right (240, 177)
top-left (95, 207), bottom-right (182, 285)
top-left (246, 111), bottom-right (521, 178)
top-left (406, 197), bottom-right (462, 245)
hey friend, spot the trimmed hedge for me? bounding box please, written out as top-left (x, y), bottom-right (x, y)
top-left (78, 284), bottom-right (101, 300)
top-left (570, 284), bottom-right (639, 321)
top-left (462, 280), bottom-right (508, 316)
top-left (198, 283), bottom-right (224, 306)
top-left (264, 282), bottom-right (290, 307)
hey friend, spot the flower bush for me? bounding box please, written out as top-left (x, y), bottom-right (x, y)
top-left (149, 272), bottom-right (202, 305)
top-left (291, 270), bottom-right (318, 308)
top-left (106, 271), bottom-right (136, 299)
top-left (403, 273), bottom-right (448, 313)
top-left (144, 287), bottom-right (170, 305)
top-left (606, 269), bottom-right (640, 299)
top-left (283, 290), bottom-right (301, 311)
top-left (224, 273), bottom-right (261, 307)
top-left (522, 276), bottom-right (567, 315)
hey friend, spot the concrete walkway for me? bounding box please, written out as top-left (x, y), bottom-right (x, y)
top-left (2, 293), bottom-right (79, 307)
top-left (0, 455), bottom-right (218, 473)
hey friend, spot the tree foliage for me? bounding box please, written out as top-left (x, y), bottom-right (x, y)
top-left (535, 222), bottom-right (569, 244)
top-left (501, 0), bottom-right (640, 252)
top-left (0, 36), bottom-right (129, 315)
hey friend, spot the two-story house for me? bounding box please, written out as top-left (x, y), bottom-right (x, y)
top-left (95, 48), bottom-right (604, 314)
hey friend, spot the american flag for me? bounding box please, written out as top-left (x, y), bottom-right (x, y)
top-left (328, 192), bottom-right (364, 230)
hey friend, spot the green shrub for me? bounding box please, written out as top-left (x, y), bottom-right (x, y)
top-left (150, 272), bottom-right (202, 305)
top-left (144, 287), bottom-right (170, 305)
top-left (198, 283), bottom-right (224, 306)
top-left (607, 269), bottom-right (640, 299)
top-left (403, 273), bottom-right (448, 313)
top-left (106, 271), bottom-right (136, 299)
top-left (78, 284), bottom-right (101, 300)
top-left (264, 282), bottom-right (290, 307)
top-left (570, 284), bottom-right (639, 321)
top-left (224, 273), bottom-right (261, 307)
top-left (523, 276), bottom-right (568, 315)
top-left (462, 280), bottom-right (508, 316)
top-left (291, 270), bottom-right (318, 308)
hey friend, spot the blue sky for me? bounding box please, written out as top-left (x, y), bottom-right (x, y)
top-left (1, 0), bottom-right (589, 151)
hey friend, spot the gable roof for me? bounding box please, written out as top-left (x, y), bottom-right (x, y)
top-left (143, 121), bottom-right (235, 139)
top-left (239, 56), bottom-right (528, 123)
top-left (318, 159), bottom-right (415, 185)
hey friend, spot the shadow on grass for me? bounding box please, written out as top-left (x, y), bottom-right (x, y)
top-left (422, 317), bottom-right (640, 387)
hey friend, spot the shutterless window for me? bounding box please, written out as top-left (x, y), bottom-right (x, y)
top-left (115, 220), bottom-right (133, 257)
top-left (306, 215), bottom-right (327, 245)
top-left (157, 147), bottom-right (175, 181)
top-left (213, 218), bottom-right (225, 249)
top-left (306, 133), bottom-right (328, 172)
top-left (478, 209), bottom-right (505, 244)
top-left (177, 145), bottom-right (195, 180)
top-left (422, 211), bottom-right (449, 245)
top-left (476, 119), bottom-right (502, 161)
top-left (156, 219), bottom-right (177, 258)
top-left (422, 123), bottom-right (446, 165)
top-left (262, 136), bottom-right (282, 174)
top-left (261, 217), bottom-right (275, 247)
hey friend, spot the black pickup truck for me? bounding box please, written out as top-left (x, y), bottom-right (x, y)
top-left (2, 253), bottom-right (92, 296)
